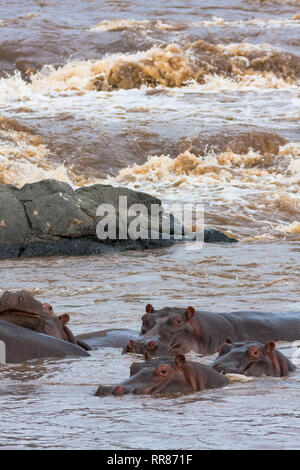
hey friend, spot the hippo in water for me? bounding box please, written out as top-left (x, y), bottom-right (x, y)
top-left (0, 290), bottom-right (90, 351)
top-left (140, 304), bottom-right (186, 335)
top-left (211, 339), bottom-right (296, 377)
top-left (76, 328), bottom-right (140, 350)
top-left (95, 353), bottom-right (228, 396)
top-left (124, 337), bottom-right (170, 358)
top-left (125, 305), bottom-right (300, 357)
top-left (0, 319), bottom-right (89, 363)
top-left (123, 306), bottom-right (189, 356)
top-left (168, 307), bottom-right (300, 355)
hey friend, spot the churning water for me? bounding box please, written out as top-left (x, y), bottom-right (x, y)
top-left (0, 0), bottom-right (299, 449)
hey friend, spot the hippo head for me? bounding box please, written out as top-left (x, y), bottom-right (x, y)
top-left (123, 337), bottom-right (170, 357)
top-left (0, 290), bottom-right (46, 331)
top-left (129, 356), bottom-right (179, 376)
top-left (167, 307), bottom-right (201, 354)
top-left (125, 306), bottom-right (201, 357)
top-left (212, 339), bottom-right (296, 377)
top-left (96, 354), bottom-right (226, 396)
top-left (0, 290), bottom-right (83, 347)
top-left (123, 338), bottom-right (148, 355)
top-left (140, 304), bottom-right (186, 336)
top-left (157, 312), bottom-right (187, 343)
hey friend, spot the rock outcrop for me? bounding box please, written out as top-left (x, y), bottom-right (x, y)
top-left (0, 180), bottom-right (237, 259)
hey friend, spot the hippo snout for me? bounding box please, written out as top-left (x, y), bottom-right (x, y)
top-left (95, 384), bottom-right (128, 396)
top-left (95, 385), bottom-right (114, 396)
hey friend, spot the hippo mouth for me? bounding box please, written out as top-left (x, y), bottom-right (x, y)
top-left (212, 364), bottom-right (247, 375)
top-left (0, 309), bottom-right (45, 331)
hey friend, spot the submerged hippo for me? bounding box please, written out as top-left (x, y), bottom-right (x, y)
top-left (95, 354), bottom-right (228, 396)
top-left (0, 290), bottom-right (90, 351)
top-left (125, 305), bottom-right (300, 357)
top-left (212, 339), bottom-right (296, 377)
top-left (76, 328), bottom-right (140, 350)
top-left (169, 307), bottom-right (300, 355)
top-left (123, 306), bottom-right (190, 356)
top-left (0, 319), bottom-right (89, 363)
top-left (123, 337), bottom-right (170, 358)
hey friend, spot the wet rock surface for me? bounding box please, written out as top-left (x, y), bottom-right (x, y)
top-left (0, 179), bottom-right (237, 259)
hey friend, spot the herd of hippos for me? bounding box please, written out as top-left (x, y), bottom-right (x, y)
top-left (0, 290), bottom-right (299, 396)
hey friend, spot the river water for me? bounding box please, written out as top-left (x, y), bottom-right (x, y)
top-left (0, 0), bottom-right (300, 449)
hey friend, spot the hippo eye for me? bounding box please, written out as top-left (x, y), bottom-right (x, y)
top-left (248, 347), bottom-right (262, 360)
top-left (157, 365), bottom-right (170, 377)
top-left (172, 317), bottom-right (182, 327)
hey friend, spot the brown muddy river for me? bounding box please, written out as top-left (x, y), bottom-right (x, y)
top-left (0, 0), bottom-right (300, 450)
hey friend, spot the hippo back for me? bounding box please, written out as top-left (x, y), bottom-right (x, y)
top-left (0, 320), bottom-right (90, 363)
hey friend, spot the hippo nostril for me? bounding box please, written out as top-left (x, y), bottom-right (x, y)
top-left (113, 385), bottom-right (125, 396)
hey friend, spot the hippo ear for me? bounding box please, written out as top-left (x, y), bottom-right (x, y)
top-left (185, 306), bottom-right (195, 321)
top-left (126, 340), bottom-right (134, 352)
top-left (175, 354), bottom-right (186, 369)
top-left (265, 340), bottom-right (276, 354)
top-left (145, 304), bottom-right (154, 313)
top-left (58, 314), bottom-right (70, 325)
top-left (225, 337), bottom-right (233, 344)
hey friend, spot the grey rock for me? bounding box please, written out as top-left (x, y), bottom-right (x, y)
top-left (0, 186), bottom-right (29, 254)
top-left (0, 179), bottom-right (237, 259)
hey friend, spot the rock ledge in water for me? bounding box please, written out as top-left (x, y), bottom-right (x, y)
top-left (0, 180), bottom-right (237, 259)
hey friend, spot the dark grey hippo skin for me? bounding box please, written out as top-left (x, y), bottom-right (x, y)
top-left (0, 320), bottom-right (90, 363)
top-left (76, 329), bottom-right (140, 350)
top-left (124, 306), bottom-right (300, 357)
top-left (95, 354), bottom-right (228, 396)
top-left (169, 308), bottom-right (300, 355)
top-left (211, 339), bottom-right (296, 377)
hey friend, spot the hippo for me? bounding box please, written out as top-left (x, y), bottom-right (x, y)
top-left (211, 339), bottom-right (296, 377)
top-left (123, 306), bottom-right (190, 356)
top-left (0, 290), bottom-right (90, 351)
top-left (129, 356), bottom-right (180, 377)
top-left (0, 319), bottom-right (89, 363)
top-left (123, 337), bottom-right (170, 358)
top-left (140, 304), bottom-right (186, 335)
top-left (125, 305), bottom-right (300, 357)
top-left (169, 307), bottom-right (300, 355)
top-left (76, 328), bottom-right (140, 350)
top-left (95, 354), bottom-right (228, 396)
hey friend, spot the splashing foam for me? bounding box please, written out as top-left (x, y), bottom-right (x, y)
top-left (1, 40), bottom-right (298, 97)
top-left (280, 221), bottom-right (300, 234)
top-left (192, 16), bottom-right (300, 28)
top-left (90, 16), bottom-right (300, 33)
top-left (0, 117), bottom-right (73, 187)
top-left (111, 144), bottom-right (300, 188)
top-left (105, 143), bottom-right (300, 240)
top-left (90, 19), bottom-right (179, 32)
